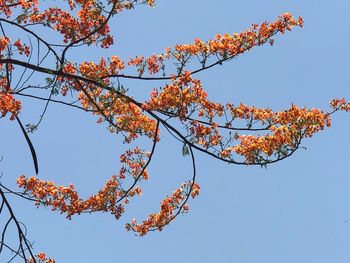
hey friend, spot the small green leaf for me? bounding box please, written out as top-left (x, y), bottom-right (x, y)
top-left (45, 77), bottom-right (53, 85)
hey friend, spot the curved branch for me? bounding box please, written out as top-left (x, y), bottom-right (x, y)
top-left (0, 186), bottom-right (37, 263)
top-left (152, 144), bottom-right (197, 231)
top-left (117, 120), bottom-right (160, 204)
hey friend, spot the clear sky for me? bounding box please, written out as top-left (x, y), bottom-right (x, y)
top-left (1, 0), bottom-right (350, 262)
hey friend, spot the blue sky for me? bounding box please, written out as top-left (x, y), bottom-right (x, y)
top-left (1, 0), bottom-right (350, 262)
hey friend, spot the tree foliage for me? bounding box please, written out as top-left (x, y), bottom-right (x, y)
top-left (0, 1), bottom-right (349, 262)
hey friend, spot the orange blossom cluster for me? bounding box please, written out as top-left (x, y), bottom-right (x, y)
top-left (144, 70), bottom-right (222, 119)
top-left (0, 91), bottom-right (21, 119)
top-left (78, 86), bottom-right (158, 142)
top-left (0, 36), bottom-right (31, 59)
top-left (330, 98), bottom-right (350, 112)
top-left (191, 102), bottom-right (332, 163)
top-left (17, 147), bottom-right (150, 219)
top-left (29, 252), bottom-right (55, 263)
top-left (224, 105), bottom-right (333, 163)
top-left (144, 69), bottom-right (332, 163)
top-left (127, 13), bottom-right (303, 76)
top-left (0, 0), bottom-right (38, 18)
top-left (126, 181), bottom-right (201, 236)
top-left (2, 0), bottom-right (155, 47)
top-left (59, 57), bottom-right (158, 142)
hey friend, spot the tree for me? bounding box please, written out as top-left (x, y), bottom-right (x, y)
top-left (0, 0), bottom-right (349, 262)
